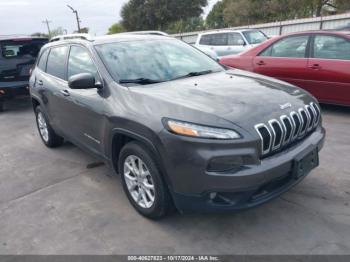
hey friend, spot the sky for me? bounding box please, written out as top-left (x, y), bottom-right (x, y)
top-left (0, 0), bottom-right (219, 36)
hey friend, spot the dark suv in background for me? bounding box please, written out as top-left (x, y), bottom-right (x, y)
top-left (29, 34), bottom-right (325, 219)
top-left (0, 35), bottom-right (47, 111)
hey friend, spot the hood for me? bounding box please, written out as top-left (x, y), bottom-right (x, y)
top-left (129, 69), bottom-right (315, 131)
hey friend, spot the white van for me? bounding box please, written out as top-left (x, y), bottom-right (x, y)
top-left (195, 29), bottom-right (268, 57)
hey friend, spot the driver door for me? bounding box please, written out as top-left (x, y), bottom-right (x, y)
top-left (64, 45), bottom-right (106, 155)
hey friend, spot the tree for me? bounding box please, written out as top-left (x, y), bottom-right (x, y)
top-left (49, 27), bottom-right (65, 39)
top-left (121, 0), bottom-right (208, 31)
top-left (206, 0), bottom-right (228, 29)
top-left (107, 23), bottom-right (125, 34)
top-left (206, 0), bottom-right (350, 29)
top-left (167, 17), bottom-right (206, 34)
top-left (31, 32), bottom-right (49, 38)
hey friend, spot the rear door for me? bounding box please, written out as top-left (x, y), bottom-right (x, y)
top-left (41, 45), bottom-right (70, 131)
top-left (0, 38), bottom-right (47, 83)
top-left (306, 34), bottom-right (350, 105)
top-left (253, 35), bottom-right (310, 89)
top-left (200, 33), bottom-right (229, 57)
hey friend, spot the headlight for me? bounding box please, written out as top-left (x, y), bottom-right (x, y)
top-left (165, 119), bottom-right (241, 140)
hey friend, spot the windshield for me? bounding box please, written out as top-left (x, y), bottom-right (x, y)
top-left (95, 39), bottom-right (224, 85)
top-left (243, 31), bottom-right (268, 45)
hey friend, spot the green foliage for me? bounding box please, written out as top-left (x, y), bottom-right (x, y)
top-left (31, 32), bottom-right (49, 38)
top-left (121, 0), bottom-right (208, 31)
top-left (79, 27), bottom-right (89, 34)
top-left (206, 0), bottom-right (350, 28)
top-left (167, 17), bottom-right (206, 34)
top-left (49, 27), bottom-right (65, 39)
top-left (206, 0), bottom-right (228, 29)
top-left (108, 23), bottom-right (125, 34)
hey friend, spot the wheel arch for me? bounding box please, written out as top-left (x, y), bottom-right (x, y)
top-left (110, 128), bottom-right (172, 188)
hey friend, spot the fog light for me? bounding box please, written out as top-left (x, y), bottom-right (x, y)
top-left (207, 156), bottom-right (243, 172)
top-left (209, 192), bottom-right (217, 200)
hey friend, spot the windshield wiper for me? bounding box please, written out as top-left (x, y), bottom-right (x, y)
top-left (172, 70), bottom-right (214, 80)
top-left (119, 78), bottom-right (164, 85)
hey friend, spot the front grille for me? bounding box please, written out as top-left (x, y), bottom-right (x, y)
top-left (255, 102), bottom-right (321, 157)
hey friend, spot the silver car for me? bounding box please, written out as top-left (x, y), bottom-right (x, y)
top-left (195, 29), bottom-right (268, 57)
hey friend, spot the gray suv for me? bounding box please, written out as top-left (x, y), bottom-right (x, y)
top-left (29, 34), bottom-right (325, 219)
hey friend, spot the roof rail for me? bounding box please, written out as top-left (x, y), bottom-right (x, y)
top-left (49, 33), bottom-right (93, 42)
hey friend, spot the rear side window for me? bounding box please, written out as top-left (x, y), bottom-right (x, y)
top-left (37, 49), bottom-right (49, 71)
top-left (46, 46), bottom-right (69, 80)
top-left (67, 46), bottom-right (99, 79)
top-left (199, 35), bottom-right (211, 45)
top-left (313, 35), bottom-right (350, 60)
top-left (211, 33), bottom-right (228, 46)
top-left (260, 35), bottom-right (309, 58)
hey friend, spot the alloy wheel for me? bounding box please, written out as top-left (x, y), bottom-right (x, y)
top-left (123, 155), bottom-right (156, 209)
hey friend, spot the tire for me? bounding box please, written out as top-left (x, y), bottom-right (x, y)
top-left (35, 106), bottom-right (64, 148)
top-left (0, 101), bottom-right (4, 112)
top-left (119, 142), bottom-right (173, 219)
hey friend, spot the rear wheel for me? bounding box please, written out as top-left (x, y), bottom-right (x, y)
top-left (119, 142), bottom-right (173, 219)
top-left (35, 106), bottom-right (64, 148)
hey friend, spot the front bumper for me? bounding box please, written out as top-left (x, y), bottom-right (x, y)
top-left (0, 81), bottom-right (29, 100)
top-left (159, 127), bottom-right (325, 213)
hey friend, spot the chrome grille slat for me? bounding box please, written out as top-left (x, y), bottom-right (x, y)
top-left (255, 102), bottom-right (321, 157)
top-left (305, 105), bottom-right (315, 132)
top-left (280, 115), bottom-right (294, 145)
top-left (290, 111), bottom-right (302, 140)
top-left (255, 123), bottom-right (272, 155)
top-left (269, 119), bottom-right (284, 150)
top-left (298, 108), bottom-right (308, 137)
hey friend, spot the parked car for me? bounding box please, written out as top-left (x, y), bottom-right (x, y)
top-left (335, 23), bottom-right (350, 31)
top-left (30, 34), bottom-right (325, 219)
top-left (0, 35), bottom-right (48, 111)
top-left (195, 29), bottom-right (268, 57)
top-left (220, 31), bottom-right (350, 106)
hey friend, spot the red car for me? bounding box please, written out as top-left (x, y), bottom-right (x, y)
top-left (220, 31), bottom-right (350, 106)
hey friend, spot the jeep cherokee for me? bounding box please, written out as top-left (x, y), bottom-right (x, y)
top-left (29, 34), bottom-right (325, 219)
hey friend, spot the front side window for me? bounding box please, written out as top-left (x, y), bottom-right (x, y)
top-left (260, 35), bottom-right (309, 58)
top-left (95, 39), bottom-right (223, 84)
top-left (313, 35), bottom-right (350, 60)
top-left (227, 33), bottom-right (245, 46)
top-left (68, 46), bottom-right (99, 79)
top-left (46, 46), bottom-right (69, 79)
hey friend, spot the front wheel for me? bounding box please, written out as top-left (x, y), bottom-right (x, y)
top-left (35, 106), bottom-right (64, 148)
top-left (119, 142), bottom-right (173, 219)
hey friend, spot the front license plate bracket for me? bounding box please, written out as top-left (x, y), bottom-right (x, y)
top-left (293, 148), bottom-right (319, 180)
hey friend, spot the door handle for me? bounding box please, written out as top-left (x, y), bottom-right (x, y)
top-left (256, 61), bottom-right (266, 66)
top-left (37, 80), bottom-right (43, 86)
top-left (309, 64), bottom-right (321, 70)
top-left (60, 89), bottom-right (70, 97)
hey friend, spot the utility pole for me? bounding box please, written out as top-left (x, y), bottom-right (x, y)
top-left (67, 5), bottom-right (81, 33)
top-left (42, 19), bottom-right (52, 36)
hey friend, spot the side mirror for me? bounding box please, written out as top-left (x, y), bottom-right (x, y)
top-left (68, 73), bottom-right (102, 89)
